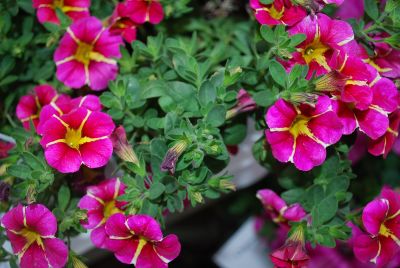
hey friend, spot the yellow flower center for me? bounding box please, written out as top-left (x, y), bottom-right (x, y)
top-left (269, 6), bottom-right (284, 20)
top-left (20, 228), bottom-right (44, 249)
top-left (301, 40), bottom-right (331, 71)
top-left (289, 115), bottom-right (312, 138)
top-left (75, 42), bottom-right (93, 66)
top-left (53, 0), bottom-right (64, 8)
top-left (103, 200), bottom-right (122, 220)
top-left (65, 128), bottom-right (82, 149)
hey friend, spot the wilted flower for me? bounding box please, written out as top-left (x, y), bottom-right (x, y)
top-left (110, 126), bottom-right (139, 164)
top-left (161, 140), bottom-right (188, 174)
top-left (1, 204), bottom-right (68, 268)
top-left (78, 178), bottom-right (127, 248)
top-left (126, 0), bottom-right (164, 24)
top-left (353, 187), bottom-right (400, 267)
top-left (0, 140), bottom-right (14, 159)
top-left (109, 2), bottom-right (138, 43)
top-left (265, 95), bottom-right (343, 171)
top-left (288, 14), bottom-right (354, 78)
top-left (288, 92), bottom-right (319, 107)
top-left (105, 213), bottom-right (181, 267)
top-left (40, 107), bottom-right (115, 173)
top-left (33, 0), bottom-right (90, 24)
top-left (226, 89), bottom-right (257, 119)
top-left (250, 0), bottom-right (307, 26)
top-left (0, 181), bottom-right (10, 202)
top-left (314, 71), bottom-right (346, 93)
top-left (270, 225), bottom-right (310, 268)
top-left (54, 17), bottom-right (122, 90)
top-left (16, 84), bottom-right (69, 130)
top-left (257, 189), bottom-right (306, 225)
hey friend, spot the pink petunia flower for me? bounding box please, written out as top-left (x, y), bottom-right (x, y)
top-left (265, 95), bottom-right (343, 171)
top-left (333, 76), bottom-right (399, 139)
top-left (125, 0), bottom-right (164, 25)
top-left (250, 0), bottom-right (307, 26)
top-left (257, 189), bottom-right (306, 225)
top-left (226, 89), bottom-right (257, 119)
top-left (288, 14), bottom-right (354, 78)
top-left (335, 0), bottom-right (364, 20)
top-left (16, 84), bottom-right (69, 130)
top-left (78, 178), bottom-right (127, 248)
top-left (1, 204), bottom-right (68, 268)
top-left (328, 52), bottom-right (373, 110)
top-left (368, 110), bottom-right (400, 157)
top-left (353, 187), bottom-right (400, 267)
top-left (40, 107), bottom-right (115, 173)
top-left (37, 94), bottom-right (102, 135)
top-left (54, 17), bottom-right (123, 91)
top-left (105, 213), bottom-right (181, 267)
top-left (33, 0), bottom-right (90, 25)
top-left (109, 2), bottom-right (138, 43)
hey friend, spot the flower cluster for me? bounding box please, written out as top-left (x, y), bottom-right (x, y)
top-left (251, 0), bottom-right (400, 171)
top-left (78, 178), bottom-right (181, 267)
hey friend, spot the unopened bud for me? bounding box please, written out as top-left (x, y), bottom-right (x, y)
top-left (315, 71), bottom-right (346, 93)
top-left (226, 89), bottom-right (256, 119)
top-left (0, 181), bottom-right (10, 202)
top-left (161, 140), bottom-right (188, 174)
top-left (289, 92), bottom-right (319, 107)
top-left (111, 126), bottom-right (139, 165)
top-left (72, 256), bottom-right (88, 268)
top-left (191, 191), bottom-right (203, 203)
top-left (220, 179), bottom-right (236, 191)
top-left (26, 185), bottom-right (36, 204)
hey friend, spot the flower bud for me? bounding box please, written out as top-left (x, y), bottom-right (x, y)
top-left (26, 185), bottom-right (36, 204)
top-left (0, 139), bottom-right (14, 159)
top-left (270, 225), bottom-right (309, 268)
top-left (315, 71), bottom-right (346, 93)
top-left (72, 256), bottom-right (88, 268)
top-left (111, 126), bottom-right (139, 165)
top-left (226, 89), bottom-right (256, 119)
top-left (161, 140), bottom-right (188, 174)
top-left (191, 191), bottom-right (203, 203)
top-left (0, 181), bottom-right (10, 202)
top-left (289, 92), bottom-right (319, 107)
top-left (220, 179), bottom-right (236, 191)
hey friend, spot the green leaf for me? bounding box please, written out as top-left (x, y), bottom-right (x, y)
top-left (7, 164), bottom-right (31, 179)
top-left (289, 34), bottom-right (306, 47)
top-left (311, 195), bottom-right (338, 227)
top-left (260, 0), bottom-right (274, 4)
top-left (260, 25), bottom-right (274, 43)
top-left (58, 185), bottom-right (71, 211)
top-left (198, 81), bottom-right (217, 107)
top-left (364, 0), bottom-right (379, 19)
top-left (22, 152), bottom-right (45, 171)
top-left (206, 105), bottom-right (226, 127)
top-left (253, 88), bottom-right (279, 107)
top-left (149, 182), bottom-right (166, 200)
top-left (269, 60), bottom-right (286, 87)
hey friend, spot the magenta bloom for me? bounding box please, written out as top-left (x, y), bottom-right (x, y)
top-left (37, 94), bottom-right (102, 135)
top-left (265, 95), bottom-right (343, 171)
top-left (78, 178), bottom-right (126, 248)
top-left (353, 188), bottom-right (400, 267)
top-left (368, 39), bottom-right (400, 79)
top-left (368, 110), bottom-right (400, 157)
top-left (257, 189), bottom-right (306, 225)
top-left (109, 2), bottom-right (138, 43)
top-left (334, 77), bottom-right (399, 139)
top-left (336, 0), bottom-right (364, 20)
top-left (54, 17), bottom-right (123, 90)
top-left (328, 52), bottom-right (373, 110)
top-left (288, 14), bottom-right (354, 78)
top-left (126, 0), bottom-right (164, 25)
top-left (33, 0), bottom-right (90, 24)
top-left (1, 204), bottom-right (68, 268)
top-left (105, 213), bottom-right (181, 267)
top-left (40, 107), bottom-right (115, 173)
top-left (249, 0), bottom-right (306, 26)
top-left (16, 84), bottom-right (68, 130)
